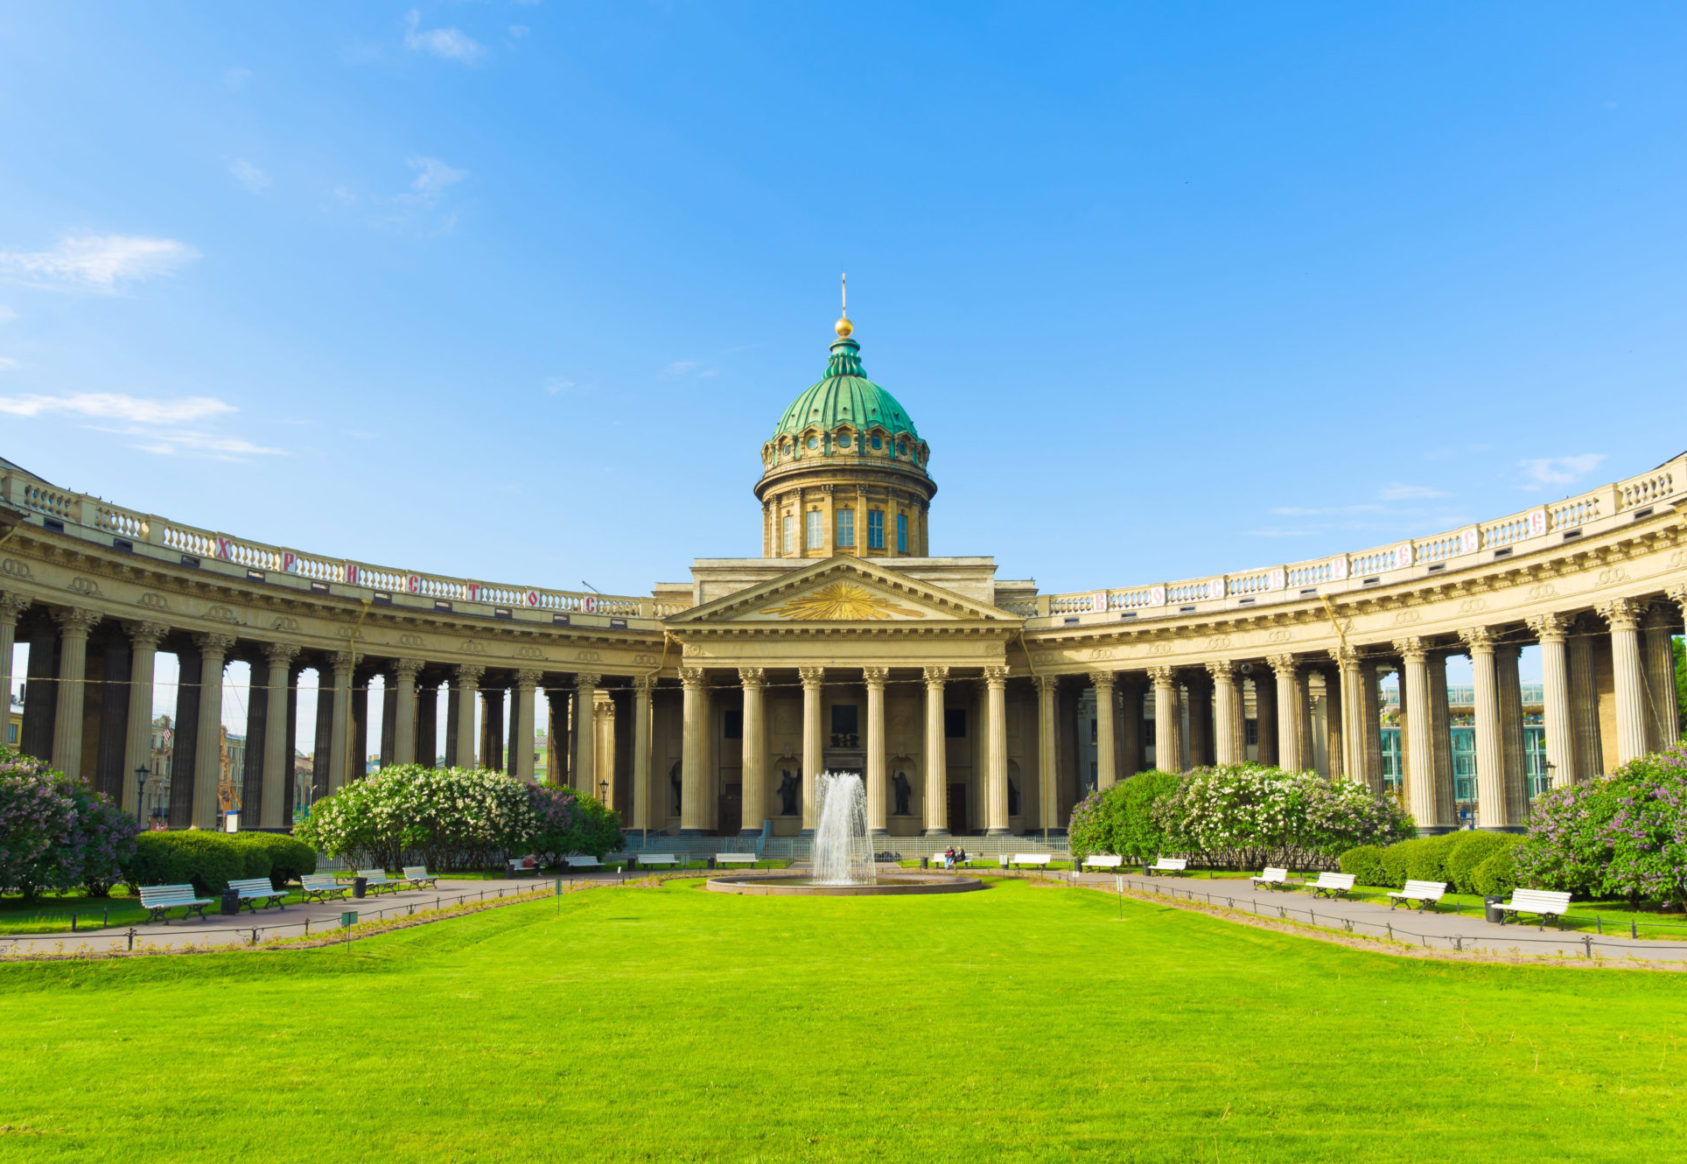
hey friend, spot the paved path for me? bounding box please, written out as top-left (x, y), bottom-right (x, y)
top-left (0, 875), bottom-right (592, 958)
top-left (1059, 871), bottom-right (1687, 963)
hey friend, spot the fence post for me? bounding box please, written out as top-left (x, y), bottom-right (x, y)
top-left (1583, 936), bottom-right (1593, 959)
top-left (127, 928), bottom-right (135, 951)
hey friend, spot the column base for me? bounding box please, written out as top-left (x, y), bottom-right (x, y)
top-left (797, 828), bottom-right (815, 838)
top-left (1478, 825), bottom-right (1527, 834)
top-left (985, 827), bottom-right (1010, 836)
top-left (1414, 825), bottom-right (1456, 837)
top-left (869, 827), bottom-right (889, 835)
top-left (676, 827), bottom-right (707, 837)
top-left (922, 828), bottom-right (951, 837)
top-left (738, 827), bottom-right (765, 838)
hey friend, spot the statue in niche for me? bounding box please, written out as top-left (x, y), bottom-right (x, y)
top-left (670, 762), bottom-right (682, 814)
top-left (777, 770), bottom-right (800, 817)
top-left (1008, 777), bottom-right (1021, 817)
top-left (892, 771), bottom-right (912, 816)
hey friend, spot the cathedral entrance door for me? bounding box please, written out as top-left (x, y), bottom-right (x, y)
top-left (947, 783), bottom-right (968, 834)
top-left (716, 783), bottom-right (742, 836)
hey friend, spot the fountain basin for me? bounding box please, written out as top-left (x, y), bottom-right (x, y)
top-left (706, 872), bottom-right (984, 896)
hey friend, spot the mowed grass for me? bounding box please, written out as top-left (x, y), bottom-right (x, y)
top-left (0, 880), bottom-right (1682, 1163)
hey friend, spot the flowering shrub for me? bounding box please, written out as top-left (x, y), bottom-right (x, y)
top-left (1512, 780), bottom-right (1616, 897)
top-left (0, 746), bottom-right (137, 900)
top-left (1154, 764), bottom-right (1413, 871)
top-left (1067, 771), bottom-right (1181, 862)
top-left (295, 765), bottom-right (622, 871)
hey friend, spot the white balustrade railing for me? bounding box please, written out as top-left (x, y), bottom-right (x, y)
top-left (1619, 469), bottom-right (1674, 510)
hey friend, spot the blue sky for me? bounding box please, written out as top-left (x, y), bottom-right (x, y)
top-left (3, 5), bottom-right (1684, 605)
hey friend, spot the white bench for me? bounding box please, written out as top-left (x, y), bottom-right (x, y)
top-left (715, 853), bottom-right (759, 867)
top-left (357, 868), bottom-right (400, 894)
top-left (1082, 855), bottom-right (1124, 871)
top-left (1495, 888), bottom-right (1572, 928)
top-left (1388, 879), bottom-right (1447, 911)
top-left (401, 865), bottom-right (438, 889)
top-left (227, 877), bottom-right (288, 912)
top-left (564, 857), bottom-right (605, 872)
top-left (138, 883), bottom-right (212, 924)
top-left (1007, 854), bottom-right (1053, 869)
top-left (300, 874), bottom-right (349, 903)
top-left (1251, 866), bottom-right (1291, 890)
top-left (506, 854), bottom-right (542, 876)
top-left (1149, 857), bottom-right (1189, 876)
top-left (1304, 872), bottom-right (1356, 898)
top-left (633, 853), bottom-right (682, 869)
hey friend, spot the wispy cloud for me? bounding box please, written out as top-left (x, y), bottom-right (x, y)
top-left (127, 431), bottom-right (286, 460)
top-left (1378, 482), bottom-right (1450, 501)
top-left (0, 357), bottom-right (17, 371)
top-left (402, 156), bottom-right (466, 206)
top-left (662, 359), bottom-right (718, 379)
top-left (0, 393), bottom-right (234, 424)
top-left (229, 159), bottom-right (271, 193)
top-left (0, 234), bottom-right (199, 293)
top-left (223, 66), bottom-right (253, 91)
top-left (403, 9), bottom-right (486, 64)
top-left (1518, 453), bottom-right (1606, 491)
top-left (0, 305), bottom-right (15, 326)
top-left (1248, 482), bottom-right (1468, 539)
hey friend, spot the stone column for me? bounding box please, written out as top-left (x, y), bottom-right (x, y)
top-left (1396, 638), bottom-right (1442, 832)
top-left (391, 659), bottom-right (421, 766)
top-left (512, 670), bottom-right (539, 781)
top-left (1527, 614), bottom-right (1575, 789)
top-left (678, 667), bottom-right (707, 834)
top-left (1598, 598), bottom-right (1647, 765)
top-left (325, 650), bottom-right (353, 793)
top-left (415, 679), bottom-right (438, 767)
top-left (479, 686), bottom-right (505, 772)
top-left (574, 672), bottom-right (601, 795)
top-left (738, 669), bottom-right (766, 836)
top-left (453, 665), bottom-right (482, 768)
top-left (983, 666), bottom-right (1009, 835)
top-left (1460, 628), bottom-right (1507, 830)
top-left (1267, 656), bottom-right (1301, 772)
top-left (1334, 650), bottom-right (1364, 786)
top-left (1496, 643), bottom-right (1528, 825)
top-left (923, 666), bottom-right (948, 835)
top-left (1207, 660), bottom-right (1244, 765)
top-left (121, 622), bottom-right (166, 817)
top-left (1036, 675), bottom-right (1059, 829)
top-left (1253, 670), bottom-right (1278, 766)
top-left (1428, 651), bottom-right (1456, 825)
top-left (1149, 666), bottom-right (1182, 773)
top-left (191, 633), bottom-right (233, 828)
top-left (631, 675), bottom-right (655, 831)
top-left (864, 666), bottom-right (889, 834)
top-left (1568, 623), bottom-right (1603, 781)
top-left (0, 595), bottom-right (26, 729)
top-left (1643, 603), bottom-right (1681, 750)
top-left (1184, 671), bottom-right (1212, 768)
top-left (1090, 670), bottom-right (1117, 789)
top-left (259, 643), bottom-right (298, 828)
top-left (1118, 676), bottom-right (1143, 778)
top-left (49, 609), bottom-right (100, 779)
top-left (1319, 666), bottom-right (1343, 780)
top-left (799, 666), bottom-right (825, 832)
top-left (1363, 664), bottom-right (1385, 794)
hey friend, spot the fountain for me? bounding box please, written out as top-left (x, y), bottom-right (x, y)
top-left (706, 771), bottom-right (984, 897)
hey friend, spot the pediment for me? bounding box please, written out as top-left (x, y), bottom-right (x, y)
top-left (668, 557), bottom-right (1020, 627)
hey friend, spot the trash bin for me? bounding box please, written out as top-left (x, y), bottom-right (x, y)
top-left (220, 888), bottom-right (241, 916)
top-left (920, 857), bottom-right (928, 870)
top-left (352, 876), bottom-right (368, 899)
top-left (707, 857), bottom-right (717, 870)
top-left (1484, 895), bottom-right (1505, 924)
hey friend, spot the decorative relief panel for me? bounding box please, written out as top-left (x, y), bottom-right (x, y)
top-left (516, 645), bottom-right (546, 660)
top-left (397, 633), bottom-right (425, 648)
top-left (139, 592), bottom-right (169, 610)
top-left (761, 582), bottom-right (925, 621)
top-left (0, 559), bottom-right (30, 579)
top-left (69, 576), bottom-right (101, 597)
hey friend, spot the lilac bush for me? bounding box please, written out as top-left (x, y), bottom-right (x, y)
top-left (0, 746), bottom-right (137, 900)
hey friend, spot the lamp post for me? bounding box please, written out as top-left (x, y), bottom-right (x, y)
top-left (133, 765), bottom-right (150, 825)
top-left (598, 779), bottom-right (608, 806)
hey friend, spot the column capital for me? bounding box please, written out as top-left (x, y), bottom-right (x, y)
top-left (0, 593), bottom-right (29, 623)
top-left (632, 673), bottom-right (658, 693)
top-left (393, 657), bottom-right (424, 683)
top-left (1089, 668), bottom-right (1117, 691)
top-left (678, 666), bottom-right (707, 688)
top-left (1667, 583), bottom-right (1687, 610)
top-left (1597, 597), bottom-right (1643, 631)
top-left (982, 665), bottom-right (1009, 688)
top-left (799, 666), bottom-right (826, 688)
top-left (327, 648), bottom-right (355, 674)
top-left (514, 668), bottom-right (542, 688)
top-left (1393, 636), bottom-right (1428, 662)
top-left (1147, 664), bottom-right (1176, 686)
top-left (862, 666), bottom-right (889, 688)
top-left (1457, 627), bottom-right (1495, 653)
top-left (455, 663), bottom-right (485, 686)
top-left (1265, 654), bottom-right (1298, 677)
top-left (261, 640), bottom-right (300, 668)
top-left (195, 631), bottom-right (236, 658)
top-left (574, 671), bottom-right (602, 690)
top-left (922, 665), bottom-right (949, 686)
top-left (1035, 673), bottom-right (1059, 694)
top-left (1328, 646), bottom-right (1358, 668)
top-left (1203, 659), bottom-right (1235, 680)
top-left (52, 607), bottom-right (102, 637)
top-left (737, 666), bottom-right (766, 689)
top-left (1525, 613), bottom-right (1569, 643)
top-left (128, 620), bottom-right (170, 650)
top-left (1642, 601), bottom-right (1677, 630)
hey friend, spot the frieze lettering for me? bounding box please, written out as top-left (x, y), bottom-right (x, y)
top-left (1392, 610), bottom-right (1421, 626)
top-left (139, 592), bottom-right (169, 610)
top-left (69, 576), bottom-right (100, 597)
top-left (1597, 567), bottom-right (1630, 586)
top-left (516, 645), bottom-right (546, 660)
top-left (1457, 598), bottom-right (1487, 615)
top-left (398, 633), bottom-right (425, 648)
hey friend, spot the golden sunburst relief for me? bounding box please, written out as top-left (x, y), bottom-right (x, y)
top-left (761, 582), bottom-right (926, 620)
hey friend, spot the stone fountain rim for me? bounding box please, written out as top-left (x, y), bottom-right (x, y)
top-left (704, 871), bottom-right (986, 897)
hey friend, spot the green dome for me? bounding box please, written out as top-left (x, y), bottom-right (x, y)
top-left (771, 336), bottom-right (919, 441)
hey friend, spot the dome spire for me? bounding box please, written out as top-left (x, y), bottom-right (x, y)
top-left (834, 272), bottom-right (852, 338)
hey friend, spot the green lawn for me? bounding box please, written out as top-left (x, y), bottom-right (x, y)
top-left (1, 878), bottom-right (1682, 1162)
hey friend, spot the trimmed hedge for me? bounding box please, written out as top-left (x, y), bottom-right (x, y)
top-left (123, 831), bottom-right (272, 896)
top-left (1471, 848), bottom-right (1519, 897)
top-left (1340, 831), bottom-right (1527, 893)
top-left (1446, 832), bottom-right (1520, 895)
top-left (233, 833), bottom-right (317, 890)
top-left (1337, 845), bottom-right (1387, 887)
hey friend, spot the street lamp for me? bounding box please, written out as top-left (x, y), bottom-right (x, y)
top-left (133, 765), bottom-right (150, 824)
top-left (598, 779), bottom-right (608, 805)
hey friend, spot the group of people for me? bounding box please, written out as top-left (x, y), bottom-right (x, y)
top-left (941, 846), bottom-right (970, 869)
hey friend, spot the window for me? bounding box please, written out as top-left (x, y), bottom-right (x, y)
top-left (838, 431), bottom-right (852, 448)
top-left (782, 514), bottom-right (794, 554)
top-left (896, 513), bottom-right (908, 553)
top-left (806, 435), bottom-right (819, 450)
top-left (805, 510), bottom-right (822, 550)
top-left (830, 704), bottom-right (859, 747)
top-left (836, 508), bottom-right (855, 548)
top-left (867, 509), bottom-right (884, 550)
top-left (1525, 726), bottom-right (1549, 800)
top-left (1451, 727), bottom-right (1476, 803)
top-left (722, 708), bottom-right (743, 740)
top-left (1380, 727), bottom-right (1403, 791)
top-left (870, 434), bottom-right (883, 450)
top-left (1244, 719), bottom-right (1259, 746)
top-left (944, 707), bottom-right (966, 739)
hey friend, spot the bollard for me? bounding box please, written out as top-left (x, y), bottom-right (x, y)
top-left (1596, 915), bottom-right (1602, 935)
top-left (1386, 923), bottom-right (1393, 940)
top-left (1583, 936), bottom-right (1593, 959)
top-left (250, 928), bottom-right (258, 946)
top-left (127, 928), bottom-right (136, 951)
top-left (1632, 920), bottom-right (1639, 939)
top-left (103, 906), bottom-right (109, 927)
top-left (70, 913), bottom-right (77, 933)
top-left (304, 917), bottom-right (310, 936)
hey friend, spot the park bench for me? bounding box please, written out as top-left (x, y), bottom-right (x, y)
top-left (1082, 854), bottom-right (1124, 871)
top-left (227, 877), bottom-right (288, 912)
top-left (1148, 857), bottom-right (1189, 876)
top-left (300, 874), bottom-right (349, 904)
top-left (1494, 888), bottom-right (1573, 928)
top-left (1388, 880), bottom-right (1447, 911)
top-left (401, 865), bottom-right (438, 889)
top-left (138, 883), bottom-right (213, 924)
top-left (1251, 866), bottom-right (1291, 891)
top-left (505, 854), bottom-right (542, 876)
top-left (1304, 872), bottom-right (1356, 899)
top-left (631, 853), bottom-right (682, 870)
top-left (1006, 853), bottom-right (1053, 869)
top-left (357, 868), bottom-right (401, 895)
top-left (560, 857), bottom-right (604, 872)
top-left (715, 853), bottom-right (759, 867)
